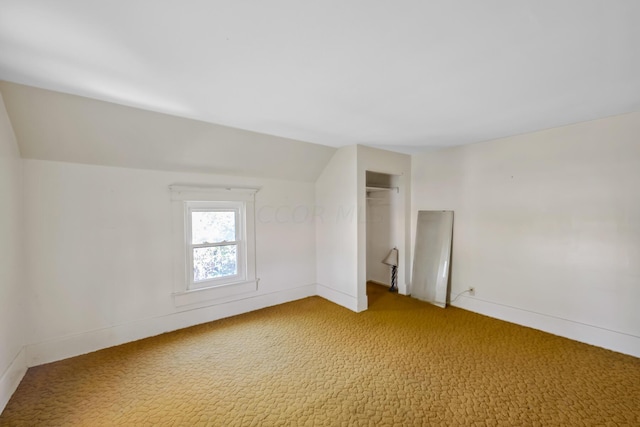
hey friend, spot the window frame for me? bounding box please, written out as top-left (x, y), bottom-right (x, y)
top-left (170, 185), bottom-right (259, 308)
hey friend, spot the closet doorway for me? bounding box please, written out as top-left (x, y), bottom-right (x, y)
top-left (365, 171), bottom-right (403, 298)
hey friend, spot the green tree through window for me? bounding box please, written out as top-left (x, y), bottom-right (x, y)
top-left (190, 209), bottom-right (240, 283)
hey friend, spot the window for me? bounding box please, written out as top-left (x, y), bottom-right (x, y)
top-left (170, 185), bottom-right (258, 307)
top-left (187, 202), bottom-right (244, 289)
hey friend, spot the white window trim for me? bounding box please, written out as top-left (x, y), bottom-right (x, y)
top-left (170, 185), bottom-right (259, 308)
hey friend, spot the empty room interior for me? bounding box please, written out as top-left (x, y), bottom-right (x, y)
top-left (1, 1), bottom-right (639, 424)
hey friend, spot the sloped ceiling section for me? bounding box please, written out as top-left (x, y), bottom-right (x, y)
top-left (0, 82), bottom-right (336, 182)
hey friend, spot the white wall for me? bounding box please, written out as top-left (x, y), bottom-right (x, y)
top-left (23, 159), bottom-right (318, 366)
top-left (0, 92), bottom-right (26, 411)
top-left (366, 189), bottom-right (392, 285)
top-left (315, 146), bottom-right (360, 310)
top-left (412, 111), bottom-right (640, 357)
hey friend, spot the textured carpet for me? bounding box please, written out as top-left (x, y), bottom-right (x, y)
top-left (2, 283), bottom-right (639, 426)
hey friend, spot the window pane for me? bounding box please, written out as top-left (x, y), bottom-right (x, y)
top-left (191, 211), bottom-right (236, 244)
top-left (193, 245), bottom-right (238, 282)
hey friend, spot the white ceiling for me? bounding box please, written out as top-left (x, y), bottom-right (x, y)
top-left (1, 0), bottom-right (639, 153)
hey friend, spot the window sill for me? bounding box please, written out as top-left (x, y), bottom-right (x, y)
top-left (173, 280), bottom-right (258, 307)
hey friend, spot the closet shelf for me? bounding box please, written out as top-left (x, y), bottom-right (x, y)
top-left (366, 186), bottom-right (399, 193)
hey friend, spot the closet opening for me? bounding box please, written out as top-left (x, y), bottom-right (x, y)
top-left (365, 170), bottom-right (403, 303)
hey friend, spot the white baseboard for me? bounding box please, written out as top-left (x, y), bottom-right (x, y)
top-left (26, 284), bottom-right (317, 367)
top-left (316, 283), bottom-right (362, 312)
top-left (0, 347), bottom-right (27, 414)
top-left (453, 296), bottom-right (640, 358)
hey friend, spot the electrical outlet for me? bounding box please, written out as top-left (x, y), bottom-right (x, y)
top-left (468, 287), bottom-right (475, 296)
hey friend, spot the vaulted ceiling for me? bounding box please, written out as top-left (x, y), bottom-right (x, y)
top-left (1, 0), bottom-right (639, 154)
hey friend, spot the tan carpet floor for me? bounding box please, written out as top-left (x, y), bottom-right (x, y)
top-left (1, 283), bottom-right (639, 426)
